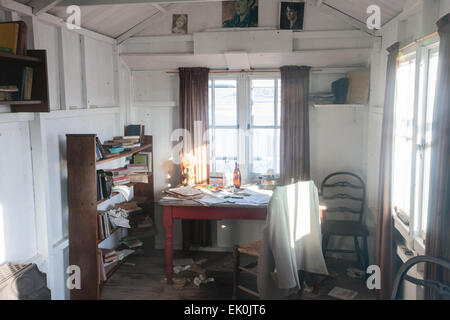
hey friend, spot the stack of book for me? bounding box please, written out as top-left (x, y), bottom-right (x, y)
top-left (114, 201), bottom-right (143, 215)
top-left (127, 152), bottom-right (152, 183)
top-left (0, 85), bottom-right (18, 101)
top-left (97, 211), bottom-right (116, 241)
top-left (103, 136), bottom-right (141, 151)
top-left (119, 236), bottom-right (143, 249)
top-left (310, 92), bottom-right (335, 105)
top-left (102, 249), bottom-right (119, 265)
top-left (98, 248), bottom-right (135, 283)
top-left (107, 167), bottom-right (130, 186)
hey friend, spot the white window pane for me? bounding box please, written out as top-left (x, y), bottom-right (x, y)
top-left (277, 79), bottom-right (281, 127)
top-left (392, 58), bottom-right (416, 215)
top-left (214, 80), bottom-right (237, 126)
top-left (251, 128), bottom-right (280, 176)
top-left (252, 80), bottom-right (275, 126)
top-left (209, 82), bottom-right (212, 125)
top-left (211, 128), bottom-right (238, 173)
top-left (425, 51), bottom-right (439, 143)
top-left (420, 50), bottom-right (439, 236)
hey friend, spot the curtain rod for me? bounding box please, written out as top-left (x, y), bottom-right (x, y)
top-left (167, 68), bottom-right (334, 74)
top-left (399, 31), bottom-right (439, 52)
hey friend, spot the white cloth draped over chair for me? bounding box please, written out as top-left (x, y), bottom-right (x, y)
top-left (257, 181), bottom-right (328, 299)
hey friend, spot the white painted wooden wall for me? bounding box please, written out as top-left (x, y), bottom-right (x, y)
top-left (0, 5), bottom-right (123, 300)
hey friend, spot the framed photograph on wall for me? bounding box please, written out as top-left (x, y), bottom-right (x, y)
top-left (280, 1), bottom-right (305, 30)
top-left (222, 0), bottom-right (259, 28)
top-left (172, 14), bottom-right (188, 34)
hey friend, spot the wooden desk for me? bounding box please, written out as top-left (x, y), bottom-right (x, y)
top-left (159, 200), bottom-right (267, 284)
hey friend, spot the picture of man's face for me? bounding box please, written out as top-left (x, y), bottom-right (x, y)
top-left (176, 16), bottom-right (186, 28)
top-left (287, 7), bottom-right (297, 22)
top-left (280, 2), bottom-right (304, 30)
top-left (235, 0), bottom-right (251, 16)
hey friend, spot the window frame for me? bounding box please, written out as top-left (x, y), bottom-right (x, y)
top-left (392, 37), bottom-right (440, 255)
top-left (208, 72), bottom-right (281, 183)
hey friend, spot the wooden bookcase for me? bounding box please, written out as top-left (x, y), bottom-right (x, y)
top-left (0, 50), bottom-right (49, 112)
top-left (67, 134), bottom-right (155, 300)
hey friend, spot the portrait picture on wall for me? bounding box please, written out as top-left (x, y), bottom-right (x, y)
top-left (222, 0), bottom-right (258, 28)
top-left (280, 1), bottom-right (305, 30)
top-left (172, 14), bottom-right (188, 34)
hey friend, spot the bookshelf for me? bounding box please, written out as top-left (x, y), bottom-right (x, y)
top-left (0, 50), bottom-right (49, 112)
top-left (67, 134), bottom-right (155, 300)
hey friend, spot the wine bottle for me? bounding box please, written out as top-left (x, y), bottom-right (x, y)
top-left (233, 161), bottom-right (241, 189)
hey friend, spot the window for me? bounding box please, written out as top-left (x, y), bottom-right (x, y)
top-left (249, 79), bottom-right (281, 177)
top-left (209, 79), bottom-right (238, 175)
top-left (209, 74), bottom-right (281, 181)
top-left (392, 40), bottom-right (439, 249)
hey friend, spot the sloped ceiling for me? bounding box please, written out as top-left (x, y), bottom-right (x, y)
top-left (15, 0), bottom-right (407, 39)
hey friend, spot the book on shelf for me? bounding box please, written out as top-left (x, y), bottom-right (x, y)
top-left (0, 21), bottom-right (27, 55)
top-left (0, 22), bottom-right (19, 54)
top-left (127, 163), bottom-right (148, 173)
top-left (98, 251), bottom-right (107, 283)
top-left (98, 211), bottom-right (114, 241)
top-left (100, 248), bottom-right (118, 264)
top-left (114, 201), bottom-right (143, 215)
top-left (137, 216), bottom-right (153, 228)
top-left (126, 124), bottom-right (143, 139)
top-left (120, 236), bottom-right (143, 249)
top-left (0, 85), bottom-right (19, 101)
top-left (20, 66), bottom-right (33, 100)
top-left (95, 142), bottom-right (102, 161)
top-left (19, 67), bottom-right (33, 100)
top-left (97, 170), bottom-right (113, 201)
top-left (129, 173), bottom-right (148, 184)
top-left (133, 152), bottom-right (152, 173)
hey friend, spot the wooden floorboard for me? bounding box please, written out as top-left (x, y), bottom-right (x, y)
top-left (100, 250), bottom-right (376, 300)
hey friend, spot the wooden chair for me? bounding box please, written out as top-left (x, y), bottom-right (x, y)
top-left (232, 240), bottom-right (262, 299)
top-left (320, 172), bottom-right (369, 270)
top-left (391, 256), bottom-right (450, 300)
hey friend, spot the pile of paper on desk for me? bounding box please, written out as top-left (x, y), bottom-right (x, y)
top-left (162, 186), bottom-right (204, 200)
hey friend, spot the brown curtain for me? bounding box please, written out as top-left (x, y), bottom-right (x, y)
top-left (425, 13), bottom-right (450, 300)
top-left (280, 66), bottom-right (311, 185)
top-left (179, 67), bottom-right (211, 246)
top-left (375, 42), bottom-right (399, 300)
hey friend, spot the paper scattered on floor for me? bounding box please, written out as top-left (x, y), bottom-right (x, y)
top-left (172, 277), bottom-right (189, 290)
top-left (169, 258), bottom-right (213, 289)
top-left (328, 287), bottom-right (358, 300)
top-left (346, 267), bottom-right (365, 279)
top-left (174, 265), bottom-right (191, 274)
top-left (193, 274), bottom-right (214, 287)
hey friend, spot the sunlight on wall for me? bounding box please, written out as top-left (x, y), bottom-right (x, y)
top-left (0, 204), bottom-right (5, 264)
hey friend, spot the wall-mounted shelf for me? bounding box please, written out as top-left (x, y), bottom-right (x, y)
top-left (0, 50), bottom-right (49, 112)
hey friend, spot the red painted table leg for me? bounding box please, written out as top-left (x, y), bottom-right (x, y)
top-left (163, 206), bottom-right (174, 284)
top-left (182, 220), bottom-right (191, 253)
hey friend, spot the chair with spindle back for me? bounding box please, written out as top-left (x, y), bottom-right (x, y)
top-left (320, 172), bottom-right (369, 270)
